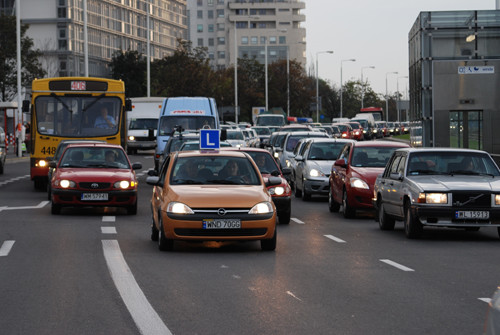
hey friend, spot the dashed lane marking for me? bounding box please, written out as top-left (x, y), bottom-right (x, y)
top-left (324, 234), bottom-right (346, 243)
top-left (102, 240), bottom-right (172, 335)
top-left (479, 298), bottom-right (492, 304)
top-left (102, 216), bottom-right (116, 222)
top-left (101, 227), bottom-right (117, 234)
top-left (291, 218), bottom-right (305, 224)
top-left (0, 240), bottom-right (15, 256)
top-left (0, 201), bottom-right (49, 212)
top-left (0, 175), bottom-right (30, 187)
top-left (380, 259), bottom-right (415, 272)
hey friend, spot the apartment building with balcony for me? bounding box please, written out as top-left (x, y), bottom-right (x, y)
top-left (15, 0), bottom-right (187, 78)
top-left (188, 0), bottom-right (306, 70)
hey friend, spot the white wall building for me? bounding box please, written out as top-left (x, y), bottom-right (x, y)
top-left (18, 0), bottom-right (187, 78)
top-left (188, 0), bottom-right (306, 70)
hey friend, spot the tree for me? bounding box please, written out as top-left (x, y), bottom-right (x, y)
top-left (0, 14), bottom-right (45, 101)
top-left (109, 49), bottom-right (147, 97)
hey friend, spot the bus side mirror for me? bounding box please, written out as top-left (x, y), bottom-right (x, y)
top-left (22, 100), bottom-right (30, 113)
top-left (125, 98), bottom-right (132, 112)
top-left (220, 129), bottom-right (227, 141)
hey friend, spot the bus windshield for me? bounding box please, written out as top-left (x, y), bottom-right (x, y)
top-left (35, 96), bottom-right (122, 137)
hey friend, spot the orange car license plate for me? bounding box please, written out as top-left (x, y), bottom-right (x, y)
top-left (202, 219), bottom-right (241, 229)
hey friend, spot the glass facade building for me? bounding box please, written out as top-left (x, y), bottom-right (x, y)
top-left (409, 10), bottom-right (500, 159)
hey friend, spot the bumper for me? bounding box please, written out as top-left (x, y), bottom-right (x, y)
top-left (127, 140), bottom-right (156, 150)
top-left (161, 211), bottom-right (277, 241)
top-left (348, 187), bottom-right (375, 210)
top-left (52, 189), bottom-right (137, 207)
top-left (304, 178), bottom-right (329, 195)
top-left (412, 205), bottom-right (500, 227)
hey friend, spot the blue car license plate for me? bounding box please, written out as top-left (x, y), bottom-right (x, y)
top-left (455, 211), bottom-right (489, 219)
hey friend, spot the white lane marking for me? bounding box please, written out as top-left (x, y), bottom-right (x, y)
top-left (286, 291), bottom-right (302, 302)
top-left (291, 218), bottom-right (305, 224)
top-left (232, 275), bottom-right (241, 279)
top-left (0, 240), bottom-right (15, 256)
top-left (479, 298), bottom-right (492, 303)
top-left (0, 175), bottom-right (30, 186)
top-left (101, 227), bottom-right (117, 234)
top-left (0, 201), bottom-right (50, 212)
top-left (102, 240), bottom-right (172, 335)
top-left (102, 216), bottom-right (116, 222)
top-left (380, 259), bottom-right (415, 272)
top-left (324, 234), bottom-right (346, 243)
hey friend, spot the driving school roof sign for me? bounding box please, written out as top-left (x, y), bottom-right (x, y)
top-left (458, 66), bottom-right (495, 74)
top-left (200, 129), bottom-right (220, 150)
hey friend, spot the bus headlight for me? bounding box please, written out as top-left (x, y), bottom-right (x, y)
top-left (128, 135), bottom-right (135, 141)
top-left (38, 160), bottom-right (47, 167)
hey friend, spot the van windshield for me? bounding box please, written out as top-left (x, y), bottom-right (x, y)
top-left (129, 118), bottom-right (158, 129)
top-left (158, 116), bottom-right (216, 135)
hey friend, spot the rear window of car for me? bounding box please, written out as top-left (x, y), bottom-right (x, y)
top-left (351, 146), bottom-right (401, 167)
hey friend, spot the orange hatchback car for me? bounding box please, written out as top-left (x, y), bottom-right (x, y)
top-left (146, 150), bottom-right (281, 251)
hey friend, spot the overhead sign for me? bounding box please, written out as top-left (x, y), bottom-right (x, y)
top-left (200, 129), bottom-right (220, 150)
top-left (458, 66), bottom-right (495, 75)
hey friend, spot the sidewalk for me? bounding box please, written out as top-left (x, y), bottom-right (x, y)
top-left (4, 145), bottom-right (29, 161)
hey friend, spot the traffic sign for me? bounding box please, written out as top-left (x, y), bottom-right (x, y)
top-left (200, 129), bottom-right (220, 150)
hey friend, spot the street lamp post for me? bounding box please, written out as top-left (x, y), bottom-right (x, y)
top-left (385, 71), bottom-right (398, 122)
top-left (397, 75), bottom-right (408, 123)
top-left (286, 45), bottom-right (290, 118)
top-left (360, 66), bottom-right (375, 109)
top-left (234, 24), bottom-right (238, 124)
top-left (316, 51), bottom-right (334, 123)
top-left (340, 59), bottom-right (356, 119)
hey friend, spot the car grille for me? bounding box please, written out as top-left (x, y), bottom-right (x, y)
top-left (78, 182), bottom-right (111, 190)
top-left (174, 228), bottom-right (267, 237)
top-left (451, 192), bottom-right (491, 208)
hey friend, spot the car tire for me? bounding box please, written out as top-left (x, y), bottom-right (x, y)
top-left (278, 209), bottom-right (291, 225)
top-left (151, 211), bottom-right (159, 241)
top-left (51, 202), bottom-right (61, 215)
top-left (294, 181), bottom-right (302, 198)
top-left (302, 186), bottom-right (311, 201)
top-left (261, 227), bottom-right (277, 251)
top-left (328, 187), bottom-right (340, 212)
top-left (342, 189), bottom-right (355, 219)
top-left (158, 217), bottom-right (174, 251)
top-left (378, 202), bottom-right (395, 230)
top-left (47, 186), bottom-right (51, 201)
top-left (497, 227), bottom-right (500, 239)
top-left (0, 162), bottom-right (3, 174)
top-left (404, 202), bottom-right (423, 239)
top-left (127, 201), bottom-right (137, 215)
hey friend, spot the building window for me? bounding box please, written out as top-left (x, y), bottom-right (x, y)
top-left (208, 10), bottom-right (213, 19)
top-left (218, 51), bottom-right (225, 59)
top-left (197, 0), bottom-right (203, 5)
top-left (241, 36), bottom-right (248, 45)
top-left (209, 52), bottom-right (214, 59)
top-left (251, 36), bottom-right (258, 44)
top-left (279, 36), bottom-right (286, 44)
top-left (217, 0), bottom-right (224, 4)
top-left (197, 10), bottom-right (203, 19)
top-left (197, 24), bottom-right (203, 33)
top-left (208, 24), bottom-right (214, 32)
top-left (218, 37), bottom-right (225, 45)
top-left (236, 22), bottom-right (248, 29)
top-left (260, 36), bottom-right (266, 44)
top-left (217, 9), bottom-right (224, 18)
top-left (270, 36), bottom-right (277, 44)
top-left (57, 7), bottom-right (66, 18)
top-left (198, 38), bottom-right (204, 47)
top-left (209, 38), bottom-right (214, 46)
top-left (217, 23), bottom-right (225, 31)
top-left (208, 0), bottom-right (213, 5)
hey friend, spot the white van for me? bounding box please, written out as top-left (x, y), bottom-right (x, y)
top-left (127, 97), bottom-right (165, 154)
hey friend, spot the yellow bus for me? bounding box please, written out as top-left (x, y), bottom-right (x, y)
top-left (23, 77), bottom-right (132, 190)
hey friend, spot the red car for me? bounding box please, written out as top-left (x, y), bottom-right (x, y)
top-left (50, 143), bottom-right (142, 215)
top-left (333, 123), bottom-right (353, 139)
top-left (348, 121), bottom-right (364, 141)
top-left (223, 147), bottom-right (292, 224)
top-left (328, 141), bottom-right (410, 218)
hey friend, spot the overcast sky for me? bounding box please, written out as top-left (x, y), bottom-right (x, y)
top-left (302, 0), bottom-right (496, 97)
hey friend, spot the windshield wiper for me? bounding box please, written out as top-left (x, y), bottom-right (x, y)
top-left (449, 170), bottom-right (495, 177)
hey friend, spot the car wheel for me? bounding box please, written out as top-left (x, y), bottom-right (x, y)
top-left (0, 162), bottom-right (3, 174)
top-left (278, 209), bottom-right (291, 225)
top-left (127, 201), bottom-right (137, 215)
top-left (328, 187), bottom-right (340, 212)
top-left (261, 227), bottom-right (277, 251)
top-left (378, 202), bottom-right (395, 230)
top-left (51, 202), bottom-right (61, 215)
top-left (158, 217), bottom-right (174, 251)
top-left (151, 211), bottom-right (159, 241)
top-left (404, 202), bottom-right (423, 239)
top-left (294, 180), bottom-right (302, 198)
top-left (302, 186), bottom-right (311, 201)
top-left (342, 189), bottom-right (355, 218)
top-left (47, 185), bottom-right (51, 201)
top-left (498, 227), bottom-right (500, 239)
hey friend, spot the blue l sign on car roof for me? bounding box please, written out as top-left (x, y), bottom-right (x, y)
top-left (200, 129), bottom-right (220, 150)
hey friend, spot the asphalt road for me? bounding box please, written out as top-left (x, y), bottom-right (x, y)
top-left (0, 151), bottom-right (498, 334)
